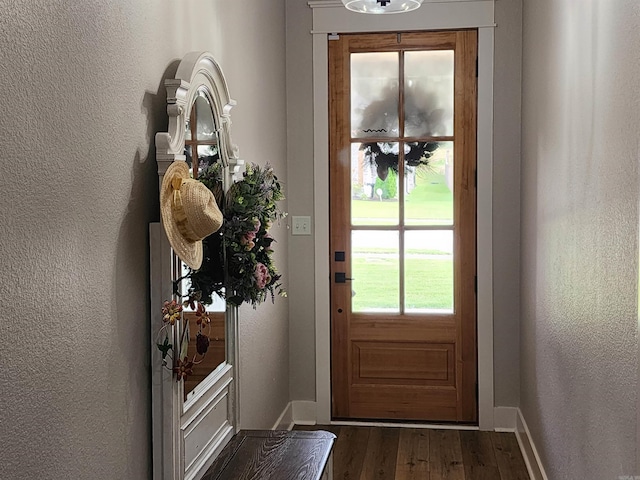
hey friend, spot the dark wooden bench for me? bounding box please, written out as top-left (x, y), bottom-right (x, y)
top-left (201, 430), bottom-right (336, 480)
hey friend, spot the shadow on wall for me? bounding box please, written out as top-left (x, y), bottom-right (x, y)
top-left (111, 60), bottom-right (180, 478)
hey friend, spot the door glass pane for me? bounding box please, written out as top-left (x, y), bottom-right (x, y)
top-left (351, 52), bottom-right (399, 139)
top-left (404, 230), bottom-right (453, 313)
top-left (352, 230), bottom-right (399, 312)
top-left (197, 144), bottom-right (220, 175)
top-left (352, 142), bottom-right (399, 226)
top-left (404, 50), bottom-right (454, 137)
top-left (405, 141), bottom-right (453, 225)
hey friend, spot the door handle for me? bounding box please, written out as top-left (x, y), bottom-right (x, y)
top-left (335, 272), bottom-right (354, 283)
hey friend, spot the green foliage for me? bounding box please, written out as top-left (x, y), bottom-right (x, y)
top-left (373, 168), bottom-right (397, 199)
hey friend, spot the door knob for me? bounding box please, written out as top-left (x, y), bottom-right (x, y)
top-left (335, 272), bottom-right (354, 283)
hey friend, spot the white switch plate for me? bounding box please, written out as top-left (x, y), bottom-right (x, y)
top-left (292, 216), bottom-right (311, 235)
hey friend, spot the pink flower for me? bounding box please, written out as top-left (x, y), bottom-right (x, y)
top-left (251, 219), bottom-right (261, 233)
top-left (254, 262), bottom-right (272, 289)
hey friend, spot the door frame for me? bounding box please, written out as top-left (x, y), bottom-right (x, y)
top-left (309, 0), bottom-right (496, 430)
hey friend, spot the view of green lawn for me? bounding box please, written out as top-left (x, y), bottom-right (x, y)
top-left (352, 170), bottom-right (453, 225)
top-left (351, 255), bottom-right (453, 311)
top-left (349, 158), bottom-right (454, 311)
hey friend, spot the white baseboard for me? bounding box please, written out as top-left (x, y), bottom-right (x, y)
top-left (292, 401), bottom-right (318, 425)
top-left (272, 402), bottom-right (294, 430)
top-left (273, 401), bottom-right (317, 430)
top-left (515, 408), bottom-right (548, 480)
top-left (493, 406), bottom-right (517, 432)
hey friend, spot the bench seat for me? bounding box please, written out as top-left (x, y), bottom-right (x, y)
top-left (201, 429), bottom-right (336, 480)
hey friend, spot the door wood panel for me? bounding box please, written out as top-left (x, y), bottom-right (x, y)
top-left (353, 342), bottom-right (455, 385)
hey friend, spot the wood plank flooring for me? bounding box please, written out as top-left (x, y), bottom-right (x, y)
top-left (294, 425), bottom-right (529, 480)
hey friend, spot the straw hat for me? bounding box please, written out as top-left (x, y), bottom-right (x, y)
top-left (160, 161), bottom-right (223, 270)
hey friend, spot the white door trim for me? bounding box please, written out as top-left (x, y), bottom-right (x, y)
top-left (310, 1), bottom-right (495, 429)
top-left (313, 31), bottom-right (332, 425)
top-left (476, 26), bottom-right (495, 431)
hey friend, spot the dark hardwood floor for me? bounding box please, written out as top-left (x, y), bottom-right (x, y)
top-left (294, 425), bottom-right (530, 480)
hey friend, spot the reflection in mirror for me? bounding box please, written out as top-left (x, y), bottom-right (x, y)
top-left (184, 87), bottom-right (220, 175)
top-left (182, 310), bottom-right (226, 401)
top-left (195, 92), bottom-right (215, 140)
top-left (180, 86), bottom-right (226, 401)
top-left (179, 259), bottom-right (227, 401)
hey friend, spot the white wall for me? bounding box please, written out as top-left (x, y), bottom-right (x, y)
top-left (0, 1), bottom-right (288, 478)
top-left (520, 0), bottom-right (639, 477)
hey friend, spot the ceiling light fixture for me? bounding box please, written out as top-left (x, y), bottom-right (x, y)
top-left (342, 0), bottom-right (424, 14)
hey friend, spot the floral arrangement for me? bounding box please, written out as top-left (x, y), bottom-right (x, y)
top-left (176, 161), bottom-right (286, 308)
top-left (361, 141), bottom-right (438, 181)
top-left (223, 163), bottom-right (287, 307)
top-left (158, 162), bottom-right (286, 381)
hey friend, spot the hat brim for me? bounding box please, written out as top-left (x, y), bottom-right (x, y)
top-left (160, 161), bottom-right (204, 270)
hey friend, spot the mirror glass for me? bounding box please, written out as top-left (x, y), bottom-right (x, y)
top-left (181, 86), bottom-right (226, 401)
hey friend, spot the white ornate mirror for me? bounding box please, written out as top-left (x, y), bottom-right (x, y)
top-left (150, 52), bottom-right (243, 480)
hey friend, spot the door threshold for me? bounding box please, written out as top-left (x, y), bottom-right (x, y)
top-left (330, 419), bottom-right (479, 431)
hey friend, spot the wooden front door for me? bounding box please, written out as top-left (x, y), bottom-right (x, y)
top-left (329, 31), bottom-right (477, 422)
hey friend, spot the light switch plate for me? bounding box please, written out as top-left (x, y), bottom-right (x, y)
top-left (292, 216), bottom-right (311, 235)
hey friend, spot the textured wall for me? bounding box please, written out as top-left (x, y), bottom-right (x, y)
top-left (520, 0), bottom-right (639, 478)
top-left (0, 1), bottom-right (288, 478)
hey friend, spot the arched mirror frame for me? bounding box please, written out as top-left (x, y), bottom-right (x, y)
top-left (151, 51), bottom-right (243, 480)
